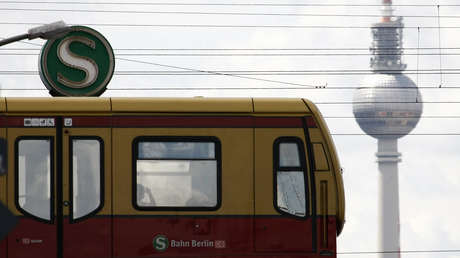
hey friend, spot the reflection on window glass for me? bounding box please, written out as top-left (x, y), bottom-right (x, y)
top-left (139, 142), bottom-right (215, 159)
top-left (279, 143), bottom-right (300, 167)
top-left (277, 172), bottom-right (306, 217)
top-left (72, 139), bottom-right (101, 220)
top-left (136, 140), bottom-right (218, 208)
top-left (18, 139), bottom-right (51, 221)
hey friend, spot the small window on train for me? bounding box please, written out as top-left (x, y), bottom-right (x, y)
top-left (134, 137), bottom-right (221, 211)
top-left (274, 137), bottom-right (307, 218)
top-left (279, 143), bottom-right (301, 167)
top-left (16, 138), bottom-right (53, 222)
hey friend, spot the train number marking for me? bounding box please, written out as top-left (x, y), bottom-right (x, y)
top-left (21, 238), bottom-right (43, 245)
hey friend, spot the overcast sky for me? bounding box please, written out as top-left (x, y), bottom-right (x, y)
top-left (1, 0), bottom-right (460, 257)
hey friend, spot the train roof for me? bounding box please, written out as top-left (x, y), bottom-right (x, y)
top-left (0, 97), bottom-right (313, 114)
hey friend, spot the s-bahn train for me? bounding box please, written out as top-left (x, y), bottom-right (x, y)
top-left (0, 97), bottom-right (345, 258)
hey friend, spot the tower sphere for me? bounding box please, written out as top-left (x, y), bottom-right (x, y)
top-left (353, 73), bottom-right (423, 139)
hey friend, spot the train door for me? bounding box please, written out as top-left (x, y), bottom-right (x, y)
top-left (6, 117), bottom-right (111, 258)
top-left (254, 125), bottom-right (316, 253)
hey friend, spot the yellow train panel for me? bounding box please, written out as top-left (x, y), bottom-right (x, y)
top-left (253, 98), bottom-right (311, 113)
top-left (111, 97), bottom-right (253, 113)
top-left (0, 97), bottom-right (6, 112)
top-left (312, 143), bottom-right (330, 171)
top-left (6, 97), bottom-right (111, 113)
top-left (112, 128), bottom-right (254, 216)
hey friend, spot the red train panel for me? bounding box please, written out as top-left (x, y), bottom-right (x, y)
top-left (7, 218), bottom-right (56, 258)
top-left (113, 216), bottom-right (337, 258)
top-left (63, 217), bottom-right (111, 258)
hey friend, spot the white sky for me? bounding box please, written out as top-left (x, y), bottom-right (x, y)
top-left (1, 0), bottom-right (460, 257)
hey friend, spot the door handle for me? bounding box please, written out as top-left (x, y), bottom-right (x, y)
top-left (63, 201), bottom-right (70, 207)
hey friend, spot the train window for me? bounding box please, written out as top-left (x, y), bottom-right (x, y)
top-left (274, 137), bottom-right (307, 218)
top-left (16, 138), bottom-right (53, 222)
top-left (70, 138), bottom-right (103, 221)
top-left (279, 143), bottom-right (301, 167)
top-left (134, 137), bottom-right (221, 211)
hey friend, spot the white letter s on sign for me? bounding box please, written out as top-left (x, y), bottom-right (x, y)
top-left (57, 36), bottom-right (99, 89)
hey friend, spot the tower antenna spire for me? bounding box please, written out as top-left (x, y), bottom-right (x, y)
top-left (382, 0), bottom-right (394, 22)
top-left (370, 0), bottom-right (405, 72)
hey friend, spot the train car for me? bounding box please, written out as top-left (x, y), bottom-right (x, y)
top-left (0, 97), bottom-right (345, 258)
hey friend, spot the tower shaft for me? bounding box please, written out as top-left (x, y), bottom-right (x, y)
top-left (376, 138), bottom-right (401, 258)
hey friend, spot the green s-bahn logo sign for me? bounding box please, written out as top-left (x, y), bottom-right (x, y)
top-left (153, 234), bottom-right (169, 252)
top-left (39, 26), bottom-right (115, 96)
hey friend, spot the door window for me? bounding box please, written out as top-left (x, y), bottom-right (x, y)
top-left (274, 137), bottom-right (308, 217)
top-left (16, 138), bottom-right (53, 222)
top-left (70, 138), bottom-right (103, 221)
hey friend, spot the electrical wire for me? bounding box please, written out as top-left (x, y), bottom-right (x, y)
top-left (4, 7), bottom-right (460, 18)
top-left (338, 249), bottom-right (460, 254)
top-left (5, 69), bottom-right (460, 73)
top-left (331, 134), bottom-right (460, 136)
top-left (2, 86), bottom-right (460, 91)
top-left (2, 47), bottom-right (460, 51)
top-left (3, 69), bottom-right (460, 75)
top-left (2, 1), bottom-right (460, 7)
top-left (117, 57), bottom-right (319, 88)
top-left (2, 22), bottom-right (460, 29)
top-left (2, 52), bottom-right (460, 56)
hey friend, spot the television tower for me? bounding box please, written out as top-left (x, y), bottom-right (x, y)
top-left (352, 1), bottom-right (423, 257)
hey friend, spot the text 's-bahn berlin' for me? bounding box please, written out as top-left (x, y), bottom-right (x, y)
top-left (0, 11), bottom-right (347, 258)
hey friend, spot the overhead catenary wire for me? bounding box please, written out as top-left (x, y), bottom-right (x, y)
top-left (2, 47), bottom-right (460, 51)
top-left (2, 1), bottom-right (460, 7)
top-left (117, 57), bottom-right (319, 88)
top-left (3, 52), bottom-right (460, 56)
top-left (4, 7), bottom-right (460, 19)
top-left (437, 5), bottom-right (443, 88)
top-left (2, 68), bottom-right (460, 72)
top-left (4, 69), bottom-right (460, 75)
top-left (338, 249), bottom-right (460, 254)
top-left (3, 22), bottom-right (460, 29)
top-left (4, 86), bottom-right (460, 91)
top-left (331, 134), bottom-right (460, 136)
top-left (417, 27), bottom-right (421, 86)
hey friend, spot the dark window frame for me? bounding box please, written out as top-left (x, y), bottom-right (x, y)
top-left (69, 136), bottom-right (105, 223)
top-left (132, 136), bottom-right (222, 211)
top-left (273, 136), bottom-right (309, 219)
top-left (15, 136), bottom-right (55, 224)
top-left (0, 138), bottom-right (7, 175)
